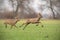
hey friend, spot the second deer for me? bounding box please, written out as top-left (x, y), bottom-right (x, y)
top-left (4, 16), bottom-right (20, 29)
top-left (19, 13), bottom-right (43, 30)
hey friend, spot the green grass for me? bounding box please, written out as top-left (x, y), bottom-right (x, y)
top-left (0, 19), bottom-right (60, 40)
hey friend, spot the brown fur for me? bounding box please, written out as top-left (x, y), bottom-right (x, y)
top-left (20, 13), bottom-right (43, 30)
top-left (4, 16), bottom-right (20, 28)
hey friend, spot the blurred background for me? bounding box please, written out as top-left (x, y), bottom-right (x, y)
top-left (0, 0), bottom-right (60, 40)
top-left (0, 0), bottom-right (60, 19)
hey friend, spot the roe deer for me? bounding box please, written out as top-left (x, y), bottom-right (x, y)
top-left (20, 13), bottom-right (43, 30)
top-left (4, 16), bottom-right (20, 29)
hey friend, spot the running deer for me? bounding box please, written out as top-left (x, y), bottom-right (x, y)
top-left (4, 16), bottom-right (20, 29)
top-left (20, 13), bottom-right (43, 30)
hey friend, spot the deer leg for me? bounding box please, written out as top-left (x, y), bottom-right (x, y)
top-left (39, 22), bottom-right (44, 27)
top-left (23, 23), bottom-right (30, 30)
top-left (36, 23), bottom-right (39, 26)
top-left (19, 23), bottom-right (25, 28)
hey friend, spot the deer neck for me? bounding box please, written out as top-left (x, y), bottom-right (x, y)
top-left (37, 16), bottom-right (40, 21)
top-left (15, 19), bottom-right (18, 23)
top-left (37, 13), bottom-right (42, 21)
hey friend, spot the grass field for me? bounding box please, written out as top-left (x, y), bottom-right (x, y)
top-left (0, 19), bottom-right (60, 40)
